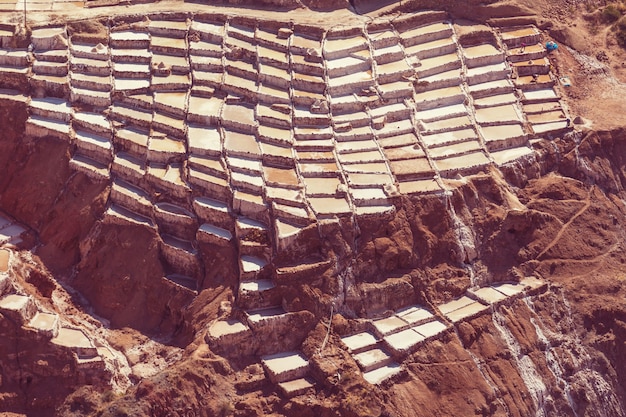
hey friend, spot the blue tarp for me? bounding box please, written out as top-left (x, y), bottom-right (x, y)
top-left (546, 41), bottom-right (558, 51)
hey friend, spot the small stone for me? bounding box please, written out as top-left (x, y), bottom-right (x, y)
top-left (219, 300), bottom-right (232, 316)
top-left (335, 184), bottom-right (348, 196)
top-left (310, 99), bottom-right (329, 114)
top-left (304, 48), bottom-right (322, 63)
top-left (383, 183), bottom-right (399, 197)
top-left (358, 86), bottom-right (377, 97)
top-left (277, 28), bottom-right (292, 39)
top-left (305, 47), bottom-right (319, 58)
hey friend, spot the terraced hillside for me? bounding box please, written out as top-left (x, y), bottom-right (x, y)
top-left (1, 1), bottom-right (626, 416)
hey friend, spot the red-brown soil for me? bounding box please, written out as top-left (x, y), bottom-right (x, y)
top-left (87, 129), bottom-right (626, 417)
top-left (1, 1), bottom-right (626, 417)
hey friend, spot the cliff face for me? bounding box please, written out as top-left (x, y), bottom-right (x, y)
top-left (2, 78), bottom-right (626, 416)
top-left (0, 99), bottom-right (108, 273)
top-left (1, 1), bottom-right (626, 414)
top-left (385, 128), bottom-right (626, 417)
top-left (87, 128), bottom-right (626, 417)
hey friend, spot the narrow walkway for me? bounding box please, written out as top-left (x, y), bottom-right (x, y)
top-left (536, 187), bottom-right (592, 260)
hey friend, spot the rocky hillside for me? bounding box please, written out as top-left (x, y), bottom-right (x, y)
top-left (62, 128), bottom-right (626, 417)
top-left (0, 0), bottom-right (626, 416)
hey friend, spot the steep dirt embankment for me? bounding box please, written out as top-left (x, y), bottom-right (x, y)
top-left (3, 99), bottom-right (626, 417)
top-left (371, 130), bottom-right (626, 417)
top-left (0, 99), bottom-right (107, 272)
top-left (354, 0), bottom-right (535, 24)
top-left (62, 128), bottom-right (626, 417)
top-left (0, 98), bottom-right (231, 338)
top-left (0, 231), bottom-right (152, 417)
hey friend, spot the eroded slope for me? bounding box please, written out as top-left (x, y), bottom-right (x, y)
top-left (0, 2), bottom-right (626, 417)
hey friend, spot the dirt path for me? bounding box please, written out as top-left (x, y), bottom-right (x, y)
top-left (536, 187), bottom-right (592, 261)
